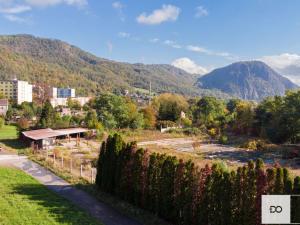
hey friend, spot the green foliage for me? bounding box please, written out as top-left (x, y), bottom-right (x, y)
top-left (232, 101), bottom-right (255, 135)
top-left (140, 106), bottom-right (156, 129)
top-left (219, 135), bottom-right (228, 144)
top-left (0, 167), bottom-right (101, 225)
top-left (193, 96), bottom-right (226, 129)
top-left (85, 110), bottom-right (99, 129)
top-left (181, 117), bottom-right (192, 128)
top-left (255, 91), bottom-right (300, 143)
top-left (39, 100), bottom-right (56, 128)
top-left (96, 135), bottom-right (298, 225)
top-left (153, 93), bottom-right (188, 122)
top-left (240, 139), bottom-right (267, 151)
top-left (17, 118), bottom-right (30, 131)
top-left (94, 94), bottom-right (144, 129)
top-left (0, 117), bottom-right (4, 129)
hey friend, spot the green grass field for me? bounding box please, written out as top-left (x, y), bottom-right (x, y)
top-left (0, 167), bottom-right (101, 225)
top-left (0, 125), bottom-right (18, 140)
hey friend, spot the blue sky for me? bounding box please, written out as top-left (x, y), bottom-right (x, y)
top-left (1, 0), bottom-right (300, 83)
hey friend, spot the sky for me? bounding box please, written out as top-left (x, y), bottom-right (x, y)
top-left (1, 0), bottom-right (300, 83)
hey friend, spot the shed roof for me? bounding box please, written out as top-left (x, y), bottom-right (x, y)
top-left (22, 128), bottom-right (89, 141)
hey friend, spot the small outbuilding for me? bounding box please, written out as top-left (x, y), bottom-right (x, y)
top-left (22, 128), bottom-right (89, 150)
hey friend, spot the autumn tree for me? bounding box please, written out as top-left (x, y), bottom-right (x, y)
top-left (153, 93), bottom-right (188, 122)
top-left (140, 106), bottom-right (156, 129)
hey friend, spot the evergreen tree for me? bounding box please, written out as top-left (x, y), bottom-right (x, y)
top-left (292, 177), bottom-right (300, 223)
top-left (274, 168), bottom-right (284, 194)
top-left (39, 100), bottom-right (56, 128)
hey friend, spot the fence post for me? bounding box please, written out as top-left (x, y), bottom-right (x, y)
top-left (53, 154), bottom-right (56, 166)
top-left (61, 156), bottom-right (64, 168)
top-left (70, 158), bottom-right (73, 173)
top-left (80, 164), bottom-right (83, 177)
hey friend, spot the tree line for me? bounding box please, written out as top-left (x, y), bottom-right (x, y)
top-left (96, 134), bottom-right (300, 225)
top-left (4, 90), bottom-right (300, 145)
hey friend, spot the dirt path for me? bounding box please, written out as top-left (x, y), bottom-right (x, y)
top-left (0, 154), bottom-right (141, 225)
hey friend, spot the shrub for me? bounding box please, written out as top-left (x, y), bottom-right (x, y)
top-left (17, 118), bottom-right (29, 131)
top-left (181, 117), bottom-right (192, 128)
top-left (240, 139), bottom-right (267, 150)
top-left (219, 135), bottom-right (228, 144)
top-left (208, 128), bottom-right (218, 138)
top-left (183, 127), bottom-right (203, 136)
top-left (0, 117), bottom-right (4, 129)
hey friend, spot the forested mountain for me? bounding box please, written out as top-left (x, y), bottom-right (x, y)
top-left (196, 61), bottom-right (298, 100)
top-left (0, 34), bottom-right (229, 98)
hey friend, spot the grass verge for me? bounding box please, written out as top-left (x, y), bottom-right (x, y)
top-left (0, 167), bottom-right (102, 225)
top-left (30, 155), bottom-right (170, 225)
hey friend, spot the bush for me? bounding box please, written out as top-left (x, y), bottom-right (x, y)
top-left (183, 127), bottom-right (203, 136)
top-left (167, 127), bottom-right (204, 136)
top-left (241, 139), bottom-right (267, 150)
top-left (157, 120), bottom-right (177, 129)
top-left (181, 117), bottom-right (192, 128)
top-left (0, 117), bottom-right (4, 129)
top-left (17, 118), bottom-right (29, 131)
top-left (208, 128), bottom-right (218, 138)
top-left (219, 135), bottom-right (228, 144)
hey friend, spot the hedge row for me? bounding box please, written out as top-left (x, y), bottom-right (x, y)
top-left (96, 134), bottom-right (300, 225)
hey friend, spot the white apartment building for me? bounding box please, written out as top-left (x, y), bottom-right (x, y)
top-left (16, 80), bottom-right (33, 104)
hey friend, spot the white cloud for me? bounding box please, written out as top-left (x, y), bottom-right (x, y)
top-left (3, 14), bottom-right (28, 23)
top-left (24, 0), bottom-right (87, 7)
top-left (171, 57), bottom-right (208, 75)
top-left (187, 45), bottom-right (211, 54)
top-left (261, 53), bottom-right (300, 85)
top-left (186, 44), bottom-right (235, 59)
top-left (164, 40), bottom-right (182, 49)
top-left (0, 0), bottom-right (87, 23)
top-left (149, 38), bottom-right (159, 43)
top-left (112, 1), bottom-right (124, 10)
top-left (195, 6), bottom-right (208, 18)
top-left (118, 32), bottom-right (130, 38)
top-left (137, 4), bottom-right (180, 25)
top-left (112, 1), bottom-right (125, 21)
top-left (261, 53), bottom-right (300, 69)
top-left (0, 5), bottom-right (31, 14)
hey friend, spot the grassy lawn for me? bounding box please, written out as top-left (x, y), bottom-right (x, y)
top-left (0, 125), bottom-right (29, 153)
top-left (0, 125), bottom-right (18, 140)
top-left (0, 167), bottom-right (101, 225)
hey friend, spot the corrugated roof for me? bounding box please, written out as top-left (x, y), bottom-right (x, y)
top-left (22, 128), bottom-right (89, 140)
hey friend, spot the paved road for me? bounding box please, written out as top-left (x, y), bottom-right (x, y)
top-left (0, 154), bottom-right (141, 225)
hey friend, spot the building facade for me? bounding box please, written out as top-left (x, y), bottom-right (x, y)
top-left (50, 96), bottom-right (91, 107)
top-left (0, 99), bottom-right (8, 116)
top-left (0, 80), bottom-right (32, 104)
top-left (50, 88), bottom-right (75, 99)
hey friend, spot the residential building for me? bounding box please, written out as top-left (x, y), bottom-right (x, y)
top-left (0, 79), bottom-right (32, 104)
top-left (0, 99), bottom-right (9, 116)
top-left (50, 87), bottom-right (75, 98)
top-left (50, 96), bottom-right (91, 107)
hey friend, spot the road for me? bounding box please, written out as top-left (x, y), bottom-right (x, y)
top-left (0, 154), bottom-right (141, 225)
